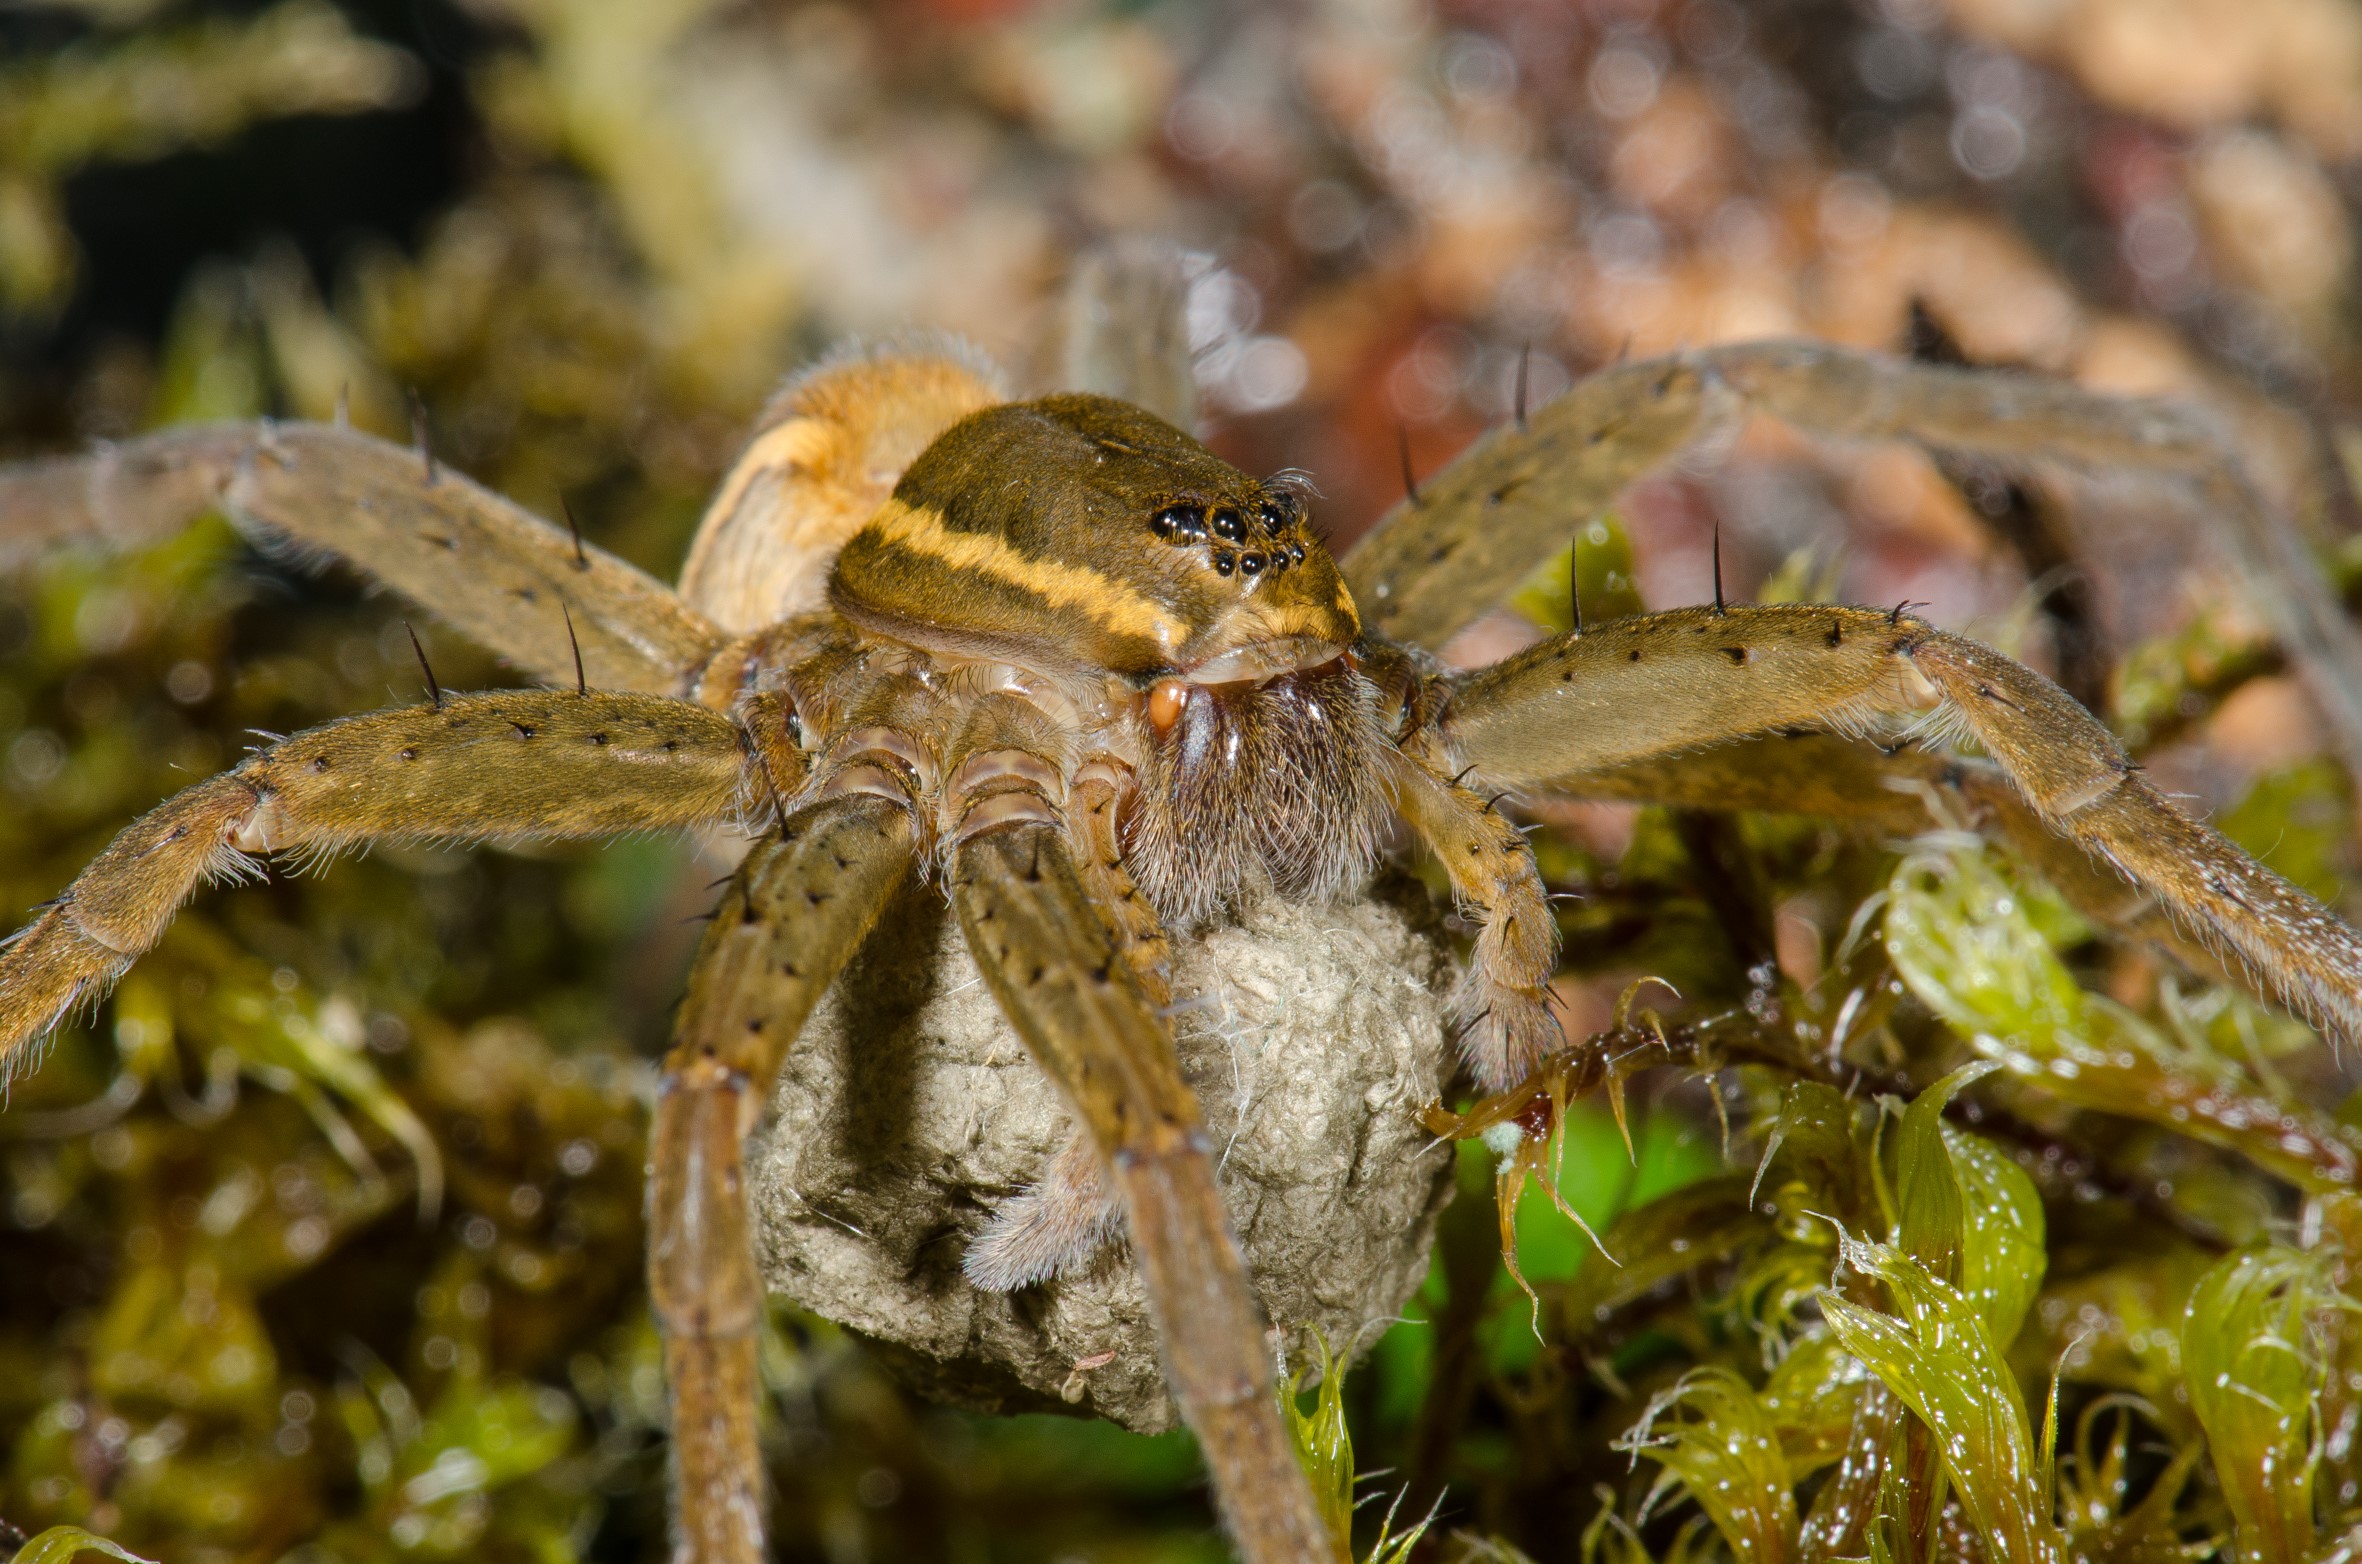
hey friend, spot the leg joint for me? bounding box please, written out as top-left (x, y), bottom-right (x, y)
top-left (946, 749), bottom-right (1069, 846)
top-left (813, 725), bottom-right (934, 805)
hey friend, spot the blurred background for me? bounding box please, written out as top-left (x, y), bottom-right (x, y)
top-left (4, 0), bottom-right (2362, 1561)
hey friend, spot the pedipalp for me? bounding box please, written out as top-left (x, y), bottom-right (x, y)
top-left (1381, 746), bottom-right (1561, 1090)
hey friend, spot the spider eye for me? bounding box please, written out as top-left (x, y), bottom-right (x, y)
top-left (1212, 551), bottom-right (1237, 576)
top-left (1151, 504), bottom-right (1204, 540)
top-left (1211, 508), bottom-right (1249, 543)
top-left (1257, 497), bottom-right (1294, 535)
top-left (1288, 542), bottom-right (1306, 563)
top-left (1239, 552), bottom-right (1266, 576)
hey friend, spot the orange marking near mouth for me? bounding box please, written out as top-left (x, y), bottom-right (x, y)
top-left (1148, 678), bottom-right (1189, 734)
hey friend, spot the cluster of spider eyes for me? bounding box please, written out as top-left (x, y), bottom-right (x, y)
top-left (1147, 496), bottom-right (1309, 579)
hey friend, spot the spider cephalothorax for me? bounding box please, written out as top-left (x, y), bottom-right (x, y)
top-left (826, 392), bottom-right (1393, 930)
top-left (7, 290), bottom-right (2362, 1564)
top-left (835, 393), bottom-right (1357, 676)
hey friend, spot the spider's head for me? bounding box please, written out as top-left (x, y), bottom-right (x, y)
top-left (830, 392), bottom-right (1386, 923)
top-left (827, 393), bottom-right (1361, 681)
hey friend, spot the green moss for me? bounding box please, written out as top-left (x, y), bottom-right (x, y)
top-left (2182, 1247), bottom-right (2350, 1564)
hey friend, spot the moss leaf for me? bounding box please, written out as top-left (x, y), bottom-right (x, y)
top-left (10, 1529), bottom-right (156, 1564)
top-left (1758, 1328), bottom-right (1874, 1475)
top-left (1819, 1236), bottom-right (2067, 1564)
top-left (2182, 1247), bottom-right (2340, 1564)
top-left (1624, 1367), bottom-right (1799, 1564)
top-left (1884, 843), bottom-right (2362, 1192)
top-left (1281, 1335), bottom-right (1356, 1561)
top-left (1945, 1124), bottom-right (2045, 1348)
top-left (1891, 1059), bottom-right (1998, 1281)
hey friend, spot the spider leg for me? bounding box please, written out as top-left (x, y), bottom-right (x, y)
top-left (0, 423), bottom-right (721, 693)
top-left (1557, 732), bottom-right (2213, 978)
top-left (0, 689), bottom-right (749, 1080)
top-left (1442, 604), bottom-right (2362, 1047)
top-left (650, 794), bottom-right (916, 1564)
top-left (1346, 341), bottom-right (2362, 778)
top-left (1381, 748), bottom-right (1559, 1090)
top-left (1057, 238), bottom-right (1201, 428)
top-left (1700, 343), bottom-right (2362, 769)
top-left (962, 1126), bottom-right (1124, 1291)
top-left (942, 731), bottom-right (1329, 1561)
top-left (1343, 356), bottom-right (1728, 648)
top-left (965, 758), bottom-right (1165, 1290)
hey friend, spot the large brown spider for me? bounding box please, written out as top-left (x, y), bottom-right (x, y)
top-left (4, 263), bottom-right (2361, 1564)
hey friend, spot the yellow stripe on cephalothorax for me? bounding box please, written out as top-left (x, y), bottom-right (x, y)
top-left (697, 416), bottom-right (841, 538)
top-left (862, 498), bottom-right (1191, 650)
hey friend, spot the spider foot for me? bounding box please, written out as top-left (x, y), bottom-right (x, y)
top-left (964, 1127), bottom-right (1125, 1292)
top-left (1453, 978), bottom-right (1562, 1095)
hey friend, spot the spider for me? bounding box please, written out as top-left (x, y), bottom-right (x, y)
top-left (4, 260), bottom-right (2361, 1564)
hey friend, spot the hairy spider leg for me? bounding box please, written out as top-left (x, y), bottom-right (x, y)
top-left (940, 697), bottom-right (1332, 1564)
top-left (0, 689), bottom-right (749, 1081)
top-left (650, 796), bottom-right (917, 1564)
top-left (1344, 341), bottom-right (2362, 782)
top-left (1556, 732), bottom-right (2215, 977)
top-left (0, 424), bottom-right (722, 693)
top-left (962, 1124), bottom-right (1125, 1292)
top-left (1344, 356), bottom-right (1726, 651)
top-left (951, 824), bottom-right (1333, 1564)
top-left (961, 758), bottom-right (1164, 1292)
top-left (1444, 604), bottom-right (2362, 1048)
top-left (1704, 344), bottom-right (2359, 773)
